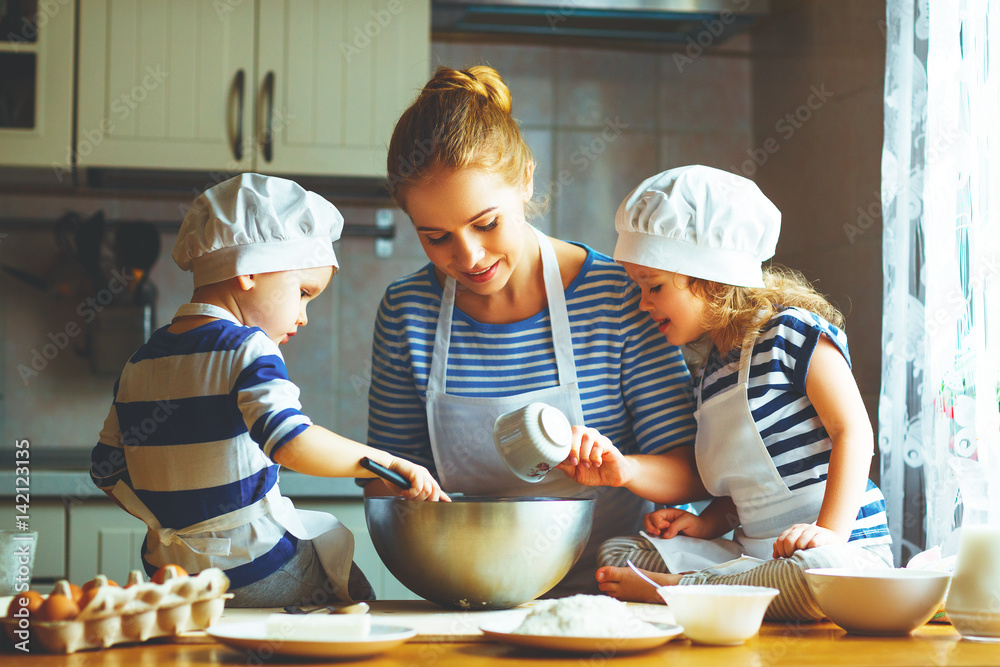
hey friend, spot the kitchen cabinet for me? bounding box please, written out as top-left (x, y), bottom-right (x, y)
top-left (75, 0), bottom-right (430, 177)
top-left (66, 500), bottom-right (147, 583)
top-left (0, 0), bottom-right (75, 168)
top-left (30, 500), bottom-right (67, 581)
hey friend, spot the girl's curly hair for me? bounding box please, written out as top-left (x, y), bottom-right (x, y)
top-left (688, 266), bottom-right (845, 359)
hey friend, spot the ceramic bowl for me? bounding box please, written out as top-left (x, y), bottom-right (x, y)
top-left (656, 585), bottom-right (779, 645)
top-left (804, 568), bottom-right (952, 635)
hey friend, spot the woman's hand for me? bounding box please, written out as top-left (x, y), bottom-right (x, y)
top-left (772, 523), bottom-right (843, 558)
top-left (387, 458), bottom-right (451, 502)
top-left (554, 426), bottom-right (636, 487)
top-left (644, 507), bottom-right (713, 539)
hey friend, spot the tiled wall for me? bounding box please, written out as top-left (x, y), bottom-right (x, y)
top-left (749, 0), bottom-right (886, 450)
top-left (0, 36), bottom-right (759, 450)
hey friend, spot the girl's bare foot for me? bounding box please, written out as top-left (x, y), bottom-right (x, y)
top-left (595, 566), bottom-right (681, 602)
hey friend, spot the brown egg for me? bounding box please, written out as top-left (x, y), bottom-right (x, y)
top-left (151, 564), bottom-right (188, 585)
top-left (36, 593), bottom-right (80, 622)
top-left (78, 587), bottom-right (102, 611)
top-left (6, 590), bottom-right (44, 617)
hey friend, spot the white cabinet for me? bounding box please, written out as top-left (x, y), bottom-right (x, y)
top-left (31, 500), bottom-right (67, 581)
top-left (76, 0), bottom-right (256, 172)
top-left (0, 1), bottom-right (75, 168)
top-left (76, 0), bottom-right (430, 177)
top-left (67, 500), bottom-right (147, 584)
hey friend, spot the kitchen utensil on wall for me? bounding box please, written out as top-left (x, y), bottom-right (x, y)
top-left (89, 222), bottom-right (161, 375)
top-left (1, 212), bottom-right (93, 298)
top-left (74, 210), bottom-right (106, 290)
top-left (112, 222), bottom-right (160, 307)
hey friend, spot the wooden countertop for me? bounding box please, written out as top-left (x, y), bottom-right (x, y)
top-left (4, 618), bottom-right (998, 666)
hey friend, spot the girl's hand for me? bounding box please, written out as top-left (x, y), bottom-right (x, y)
top-left (772, 523), bottom-right (843, 558)
top-left (644, 507), bottom-right (710, 539)
top-left (554, 426), bottom-right (635, 487)
top-left (388, 458), bottom-right (451, 502)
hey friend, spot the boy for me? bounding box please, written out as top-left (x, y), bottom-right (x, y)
top-left (90, 173), bottom-right (448, 607)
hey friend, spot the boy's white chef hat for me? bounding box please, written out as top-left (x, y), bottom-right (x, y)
top-left (613, 165), bottom-right (780, 288)
top-left (173, 173), bottom-right (343, 288)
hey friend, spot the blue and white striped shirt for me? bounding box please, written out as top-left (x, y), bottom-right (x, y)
top-left (90, 319), bottom-right (313, 588)
top-left (695, 307), bottom-right (890, 545)
top-left (366, 247), bottom-right (698, 472)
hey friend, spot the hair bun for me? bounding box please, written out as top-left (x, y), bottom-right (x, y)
top-left (423, 65), bottom-right (513, 114)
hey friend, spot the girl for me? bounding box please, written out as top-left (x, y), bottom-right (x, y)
top-left (362, 66), bottom-right (703, 595)
top-left (557, 165), bottom-right (892, 620)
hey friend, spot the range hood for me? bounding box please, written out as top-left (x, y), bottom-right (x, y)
top-left (432, 0), bottom-right (770, 45)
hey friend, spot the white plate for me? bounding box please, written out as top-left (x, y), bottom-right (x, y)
top-left (479, 619), bottom-right (684, 654)
top-left (207, 621), bottom-right (417, 659)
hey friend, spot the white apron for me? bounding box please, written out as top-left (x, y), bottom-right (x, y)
top-left (111, 302), bottom-right (358, 601)
top-left (426, 226), bottom-right (650, 593)
top-left (643, 335), bottom-right (827, 574)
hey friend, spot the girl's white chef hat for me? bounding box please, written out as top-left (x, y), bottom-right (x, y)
top-left (613, 165), bottom-right (780, 288)
top-left (173, 173), bottom-right (343, 287)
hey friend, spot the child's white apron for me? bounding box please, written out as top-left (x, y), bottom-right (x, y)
top-left (425, 226), bottom-right (649, 591)
top-left (110, 302), bottom-right (358, 600)
top-left (642, 335), bottom-right (827, 574)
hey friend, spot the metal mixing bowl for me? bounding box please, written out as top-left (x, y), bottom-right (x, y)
top-left (364, 496), bottom-right (595, 610)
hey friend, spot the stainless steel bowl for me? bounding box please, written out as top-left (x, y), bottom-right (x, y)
top-left (364, 496), bottom-right (595, 610)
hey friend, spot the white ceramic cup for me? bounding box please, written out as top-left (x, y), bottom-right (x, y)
top-left (493, 403), bottom-right (573, 483)
top-left (946, 524), bottom-right (1000, 642)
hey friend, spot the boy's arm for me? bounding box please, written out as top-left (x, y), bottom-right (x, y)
top-left (272, 425), bottom-right (449, 501)
top-left (92, 403), bottom-right (144, 517)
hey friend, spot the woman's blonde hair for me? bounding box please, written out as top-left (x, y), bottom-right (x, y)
top-left (689, 266), bottom-right (845, 358)
top-left (386, 65), bottom-right (540, 216)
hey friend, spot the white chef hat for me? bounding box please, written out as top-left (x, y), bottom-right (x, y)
top-left (173, 173), bottom-right (343, 288)
top-left (613, 165), bottom-right (780, 288)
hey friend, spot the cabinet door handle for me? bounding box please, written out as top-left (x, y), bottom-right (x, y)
top-left (232, 69), bottom-right (245, 161)
top-left (261, 71), bottom-right (275, 163)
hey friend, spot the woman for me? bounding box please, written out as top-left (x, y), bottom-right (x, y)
top-left (363, 65), bottom-right (702, 594)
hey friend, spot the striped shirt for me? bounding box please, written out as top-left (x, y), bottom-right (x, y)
top-left (695, 307), bottom-right (890, 545)
top-left (366, 246), bottom-right (698, 472)
top-left (90, 319), bottom-right (313, 588)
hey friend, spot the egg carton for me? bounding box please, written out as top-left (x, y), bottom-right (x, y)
top-left (2, 568), bottom-right (232, 654)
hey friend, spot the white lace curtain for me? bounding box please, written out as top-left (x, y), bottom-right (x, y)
top-left (880, 0), bottom-right (1000, 566)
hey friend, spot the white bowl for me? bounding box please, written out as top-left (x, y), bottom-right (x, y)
top-left (656, 585), bottom-right (779, 645)
top-left (804, 568), bottom-right (952, 636)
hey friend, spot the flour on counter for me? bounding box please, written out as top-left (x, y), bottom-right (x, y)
top-left (512, 595), bottom-right (661, 637)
